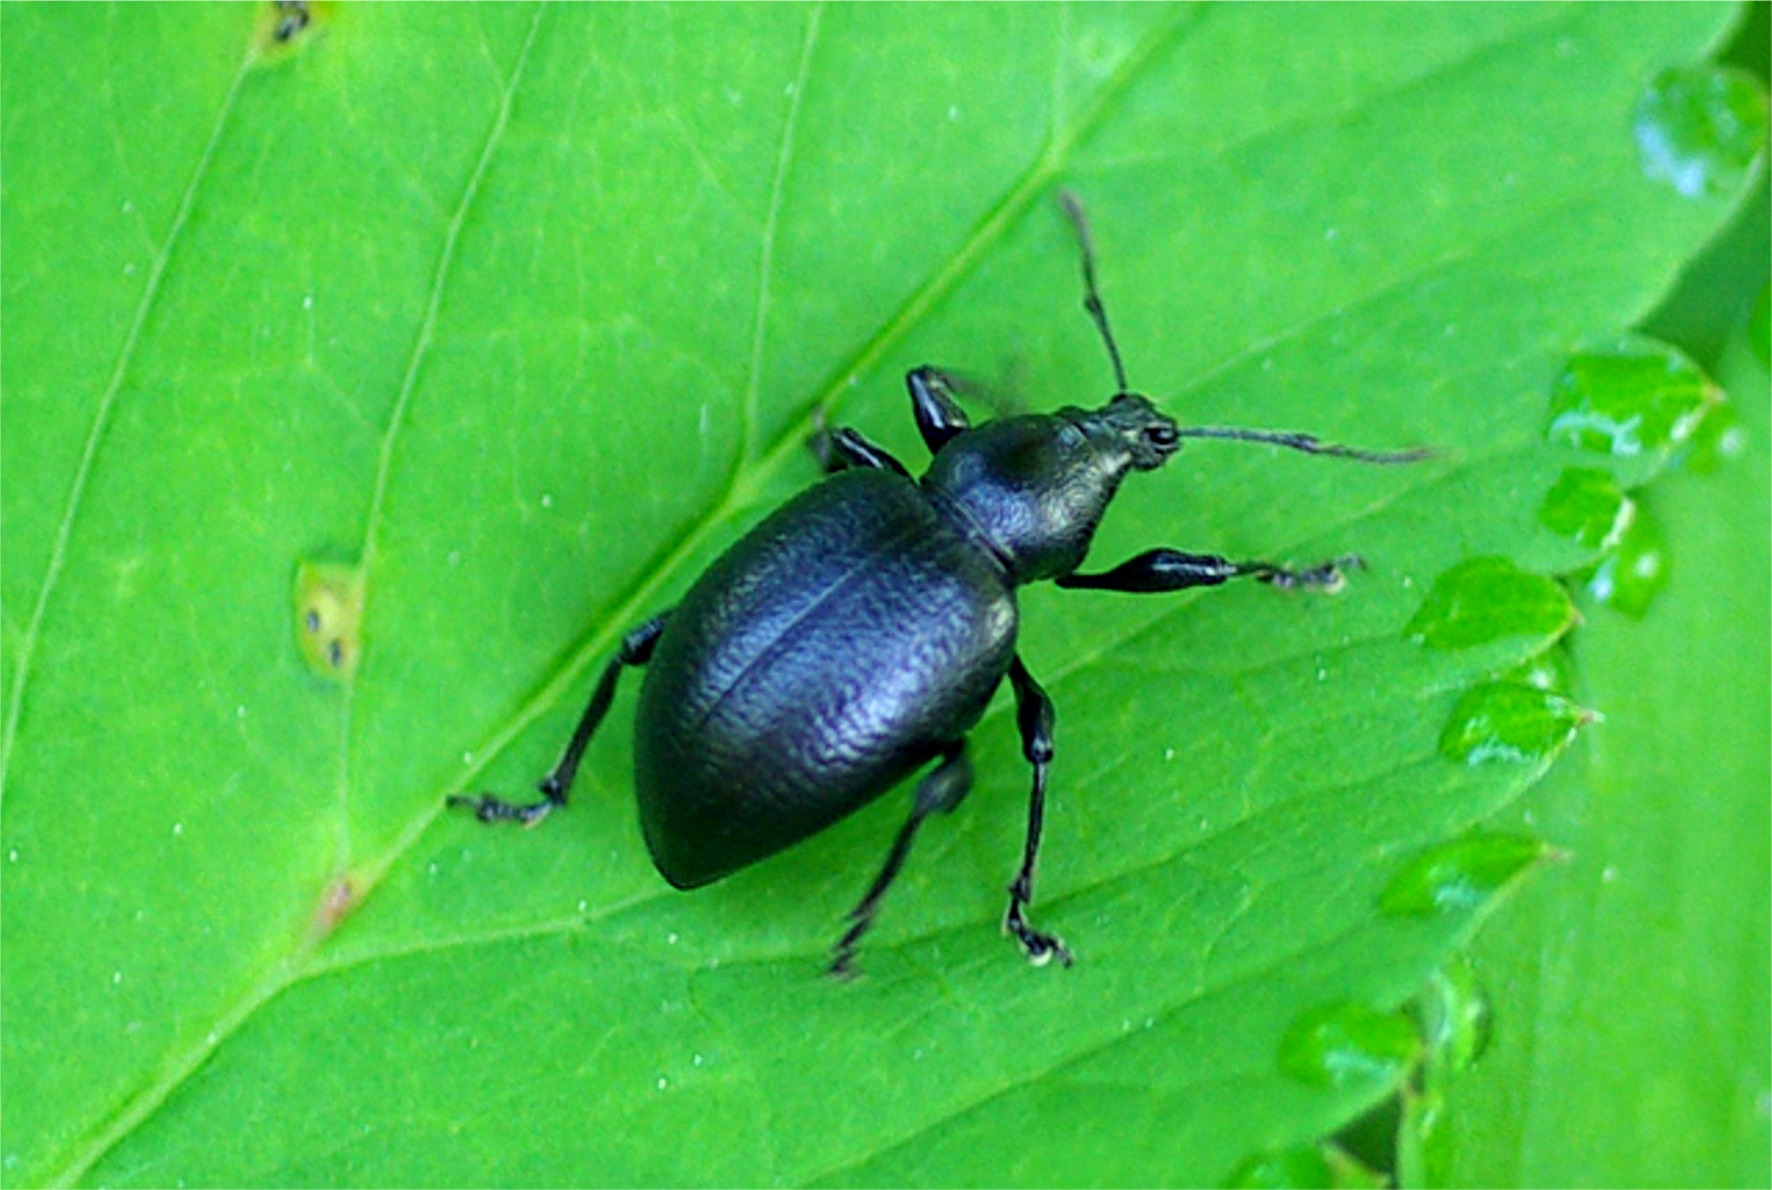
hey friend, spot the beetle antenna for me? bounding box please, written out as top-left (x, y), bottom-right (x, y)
top-left (1058, 190), bottom-right (1130, 396)
top-left (1174, 425), bottom-right (1434, 464)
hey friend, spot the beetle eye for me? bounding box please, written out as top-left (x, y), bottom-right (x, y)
top-left (1146, 424), bottom-right (1178, 449)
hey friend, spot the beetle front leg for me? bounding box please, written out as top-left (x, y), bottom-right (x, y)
top-left (829, 740), bottom-right (972, 979)
top-left (449, 612), bottom-right (671, 826)
top-left (1004, 656), bottom-right (1073, 968)
top-left (1055, 549), bottom-right (1361, 594)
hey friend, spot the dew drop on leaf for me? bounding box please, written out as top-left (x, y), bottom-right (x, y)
top-left (1500, 643), bottom-right (1575, 694)
top-left (1634, 64), bottom-right (1769, 199)
top-left (1537, 467), bottom-right (1635, 550)
top-left (1415, 954), bottom-right (1492, 1075)
top-left (1277, 1002), bottom-right (1418, 1091)
top-left (1545, 336), bottom-right (1719, 458)
top-left (1404, 557), bottom-right (1573, 649)
top-left (1437, 681), bottom-right (1591, 765)
top-left (1583, 503), bottom-right (1669, 619)
top-left (1380, 832), bottom-right (1552, 917)
top-left (1225, 1144), bottom-right (1335, 1189)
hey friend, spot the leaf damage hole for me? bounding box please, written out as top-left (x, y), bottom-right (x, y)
top-left (256, 0), bottom-right (329, 58)
top-left (294, 560), bottom-right (365, 682)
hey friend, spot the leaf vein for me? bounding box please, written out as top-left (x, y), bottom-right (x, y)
top-left (0, 37), bottom-right (254, 802)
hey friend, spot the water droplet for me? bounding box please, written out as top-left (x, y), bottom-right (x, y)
top-left (293, 561), bottom-right (366, 682)
top-left (1416, 955), bottom-right (1491, 1075)
top-left (1584, 505), bottom-right (1667, 619)
top-left (1601, 864), bottom-right (1619, 883)
top-left (947, 104), bottom-right (959, 121)
top-left (1381, 833), bottom-right (1551, 916)
top-left (576, 899), bottom-right (588, 913)
top-left (1439, 682), bottom-right (1590, 765)
top-left (1226, 1145), bottom-right (1335, 1189)
top-left (1502, 643), bottom-right (1574, 694)
top-left (461, 751), bottom-right (474, 765)
top-left (667, 932), bottom-right (680, 945)
top-left (540, 493), bottom-right (554, 509)
top-left (1634, 65), bottom-right (1769, 199)
top-left (1163, 747), bottom-right (1176, 761)
top-left (1537, 467), bottom-right (1634, 550)
top-left (172, 822), bottom-right (184, 836)
top-left (1277, 1002), bottom-right (1418, 1090)
top-left (301, 293), bottom-right (314, 310)
top-left (112, 970), bottom-right (124, 985)
top-left (1324, 227), bottom-right (1338, 241)
top-left (1546, 336), bottom-right (1718, 458)
top-left (7, 850), bottom-right (17, 864)
top-left (656, 1076), bottom-right (668, 1091)
top-left (1685, 397), bottom-right (1745, 475)
top-left (1405, 557), bottom-right (1573, 649)
top-left (122, 200), bottom-right (134, 214)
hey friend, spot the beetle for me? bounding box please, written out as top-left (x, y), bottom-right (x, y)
top-left (452, 193), bottom-right (1427, 976)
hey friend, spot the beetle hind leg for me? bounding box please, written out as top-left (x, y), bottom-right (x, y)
top-left (1004, 656), bottom-right (1074, 968)
top-left (828, 740), bottom-right (972, 979)
top-left (448, 613), bottom-right (671, 827)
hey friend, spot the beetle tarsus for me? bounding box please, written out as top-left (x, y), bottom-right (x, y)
top-left (1005, 870), bottom-right (1073, 968)
top-left (447, 791), bottom-right (559, 827)
top-left (1005, 890), bottom-right (1074, 968)
top-left (1247, 553), bottom-right (1364, 593)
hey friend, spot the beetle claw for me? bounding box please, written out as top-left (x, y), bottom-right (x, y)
top-left (446, 792), bottom-right (556, 827)
top-left (1257, 553), bottom-right (1365, 593)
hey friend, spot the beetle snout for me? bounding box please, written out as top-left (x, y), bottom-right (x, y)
top-left (1102, 392), bottom-right (1180, 470)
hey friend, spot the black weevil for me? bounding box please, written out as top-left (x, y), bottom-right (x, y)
top-left (453, 193), bottom-right (1428, 977)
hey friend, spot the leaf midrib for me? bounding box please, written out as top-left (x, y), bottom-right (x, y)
top-left (39, 4), bottom-right (1649, 1182)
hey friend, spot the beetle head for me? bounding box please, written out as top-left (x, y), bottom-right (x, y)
top-left (1066, 392), bottom-right (1180, 471)
top-left (922, 396), bottom-right (1175, 586)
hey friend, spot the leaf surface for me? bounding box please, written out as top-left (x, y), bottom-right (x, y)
top-left (0, 4), bottom-right (1756, 1185)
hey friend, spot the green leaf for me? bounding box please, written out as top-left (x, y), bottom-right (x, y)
top-left (1420, 288), bottom-right (1771, 1185)
top-left (1, 5), bottom-right (1758, 1186)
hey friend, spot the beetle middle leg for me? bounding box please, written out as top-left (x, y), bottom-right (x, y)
top-left (1004, 655), bottom-right (1074, 967)
top-left (829, 740), bottom-right (972, 979)
top-left (449, 612), bottom-right (671, 826)
top-left (810, 420), bottom-right (911, 477)
top-left (1056, 549), bottom-right (1361, 594)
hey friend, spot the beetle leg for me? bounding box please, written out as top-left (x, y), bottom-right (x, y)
top-left (810, 422), bottom-right (911, 478)
top-left (828, 740), bottom-right (972, 979)
top-left (907, 366), bottom-right (972, 455)
top-left (1055, 549), bottom-right (1362, 594)
top-left (1004, 656), bottom-right (1074, 968)
top-left (448, 612), bottom-right (671, 827)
